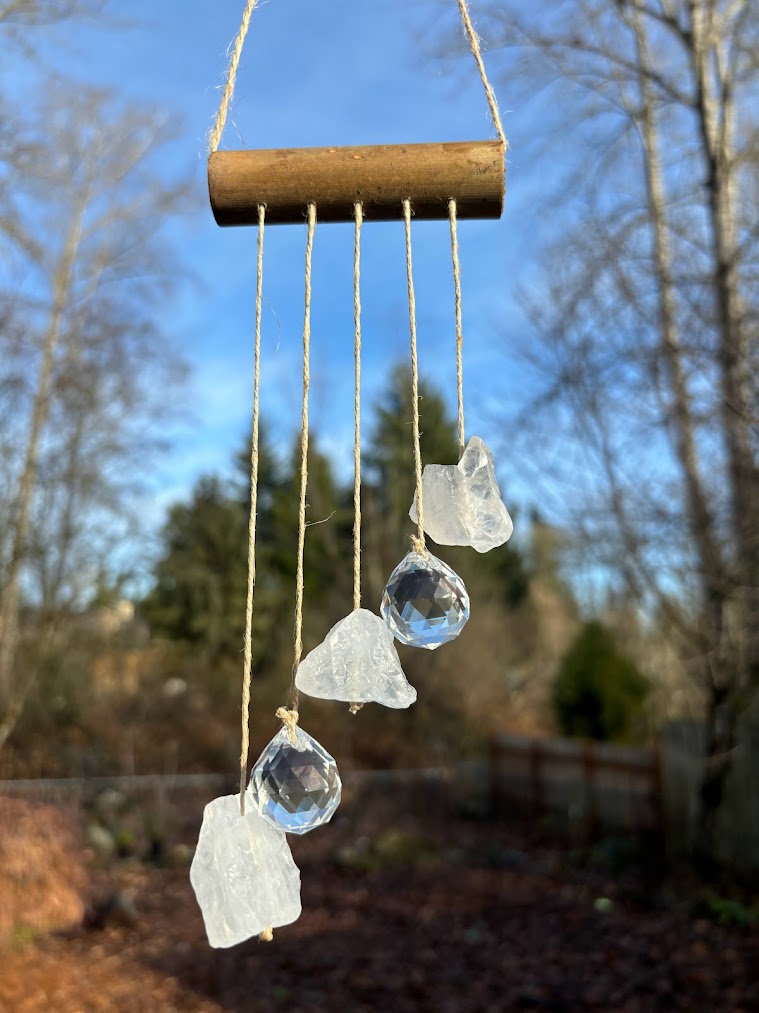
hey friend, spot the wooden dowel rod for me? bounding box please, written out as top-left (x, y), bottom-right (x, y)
top-left (208, 140), bottom-right (505, 226)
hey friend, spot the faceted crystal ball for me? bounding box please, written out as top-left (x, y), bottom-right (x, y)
top-left (380, 549), bottom-right (470, 650)
top-left (249, 725), bottom-right (342, 835)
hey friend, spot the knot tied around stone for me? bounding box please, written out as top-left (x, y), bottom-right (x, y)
top-left (409, 533), bottom-right (428, 557)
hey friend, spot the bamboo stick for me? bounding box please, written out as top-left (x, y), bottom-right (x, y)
top-left (208, 140), bottom-right (505, 226)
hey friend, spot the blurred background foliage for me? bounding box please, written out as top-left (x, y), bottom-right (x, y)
top-left (10, 365), bottom-right (548, 776)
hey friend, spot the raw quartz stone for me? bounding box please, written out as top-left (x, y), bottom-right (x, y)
top-left (409, 436), bottom-right (513, 553)
top-left (249, 725), bottom-right (342, 835)
top-left (189, 794), bottom-right (301, 949)
top-left (381, 549), bottom-right (469, 650)
top-left (295, 608), bottom-right (417, 709)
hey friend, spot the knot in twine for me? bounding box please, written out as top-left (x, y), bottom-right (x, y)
top-left (259, 927), bottom-right (274, 942)
top-left (410, 533), bottom-right (428, 557)
top-left (349, 702), bottom-right (364, 715)
top-left (276, 706), bottom-right (299, 745)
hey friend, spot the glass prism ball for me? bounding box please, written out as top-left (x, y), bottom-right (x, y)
top-left (380, 548), bottom-right (470, 650)
top-left (249, 725), bottom-right (341, 835)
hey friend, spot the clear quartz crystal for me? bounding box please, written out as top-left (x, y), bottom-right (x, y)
top-left (249, 725), bottom-right (341, 834)
top-left (295, 608), bottom-right (417, 708)
top-left (409, 436), bottom-right (513, 553)
top-left (380, 549), bottom-right (469, 650)
top-left (189, 794), bottom-right (301, 948)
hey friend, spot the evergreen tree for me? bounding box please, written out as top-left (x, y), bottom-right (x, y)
top-left (142, 476), bottom-right (248, 656)
top-left (553, 620), bottom-right (649, 741)
top-left (143, 428), bottom-right (283, 663)
top-left (142, 426), bottom-right (353, 663)
top-left (365, 364), bottom-right (460, 545)
top-left (267, 433), bottom-right (353, 616)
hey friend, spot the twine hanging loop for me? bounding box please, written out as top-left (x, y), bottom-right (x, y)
top-left (210, 0), bottom-right (506, 155)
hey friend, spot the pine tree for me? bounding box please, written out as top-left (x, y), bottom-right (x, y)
top-left (553, 621), bottom-right (649, 742)
top-left (365, 364), bottom-right (460, 548)
top-left (142, 476), bottom-right (248, 657)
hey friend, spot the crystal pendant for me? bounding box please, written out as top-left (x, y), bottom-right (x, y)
top-left (409, 436), bottom-right (513, 553)
top-left (380, 549), bottom-right (470, 650)
top-left (295, 608), bottom-right (417, 709)
top-left (249, 725), bottom-right (341, 835)
top-left (189, 794), bottom-right (301, 948)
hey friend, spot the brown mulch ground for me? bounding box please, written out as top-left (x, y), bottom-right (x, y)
top-left (0, 798), bottom-right (87, 941)
top-left (0, 795), bottom-right (757, 1013)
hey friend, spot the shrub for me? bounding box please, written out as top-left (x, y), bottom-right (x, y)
top-left (552, 620), bottom-right (649, 741)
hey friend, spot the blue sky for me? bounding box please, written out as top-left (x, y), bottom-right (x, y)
top-left (4, 0), bottom-right (553, 549)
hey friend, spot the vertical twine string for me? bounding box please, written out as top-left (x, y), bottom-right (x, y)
top-left (403, 198), bottom-right (426, 555)
top-left (455, 0), bottom-right (506, 147)
top-left (349, 202), bottom-right (364, 717)
top-left (288, 202), bottom-right (317, 718)
top-left (238, 204), bottom-right (266, 816)
top-left (449, 199), bottom-right (465, 458)
top-left (353, 202), bottom-right (363, 611)
top-left (209, 0), bottom-right (259, 153)
top-left (451, 0), bottom-right (506, 464)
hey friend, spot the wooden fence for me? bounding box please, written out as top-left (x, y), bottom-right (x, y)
top-left (490, 733), bottom-right (663, 835)
top-left (0, 742), bottom-right (665, 840)
top-left (4, 730), bottom-right (757, 868)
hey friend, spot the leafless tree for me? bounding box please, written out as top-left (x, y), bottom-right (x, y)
top-left (0, 86), bottom-right (190, 747)
top-left (0, 0), bottom-right (106, 57)
top-left (0, 0), bottom-right (103, 27)
top-left (439, 0), bottom-right (758, 855)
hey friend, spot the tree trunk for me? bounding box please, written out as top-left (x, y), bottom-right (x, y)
top-left (696, 680), bottom-right (739, 873)
top-left (0, 193), bottom-right (87, 714)
top-left (687, 0), bottom-right (759, 856)
top-left (630, 1), bottom-right (727, 624)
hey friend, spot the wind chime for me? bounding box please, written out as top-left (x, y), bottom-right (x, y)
top-left (190, 0), bottom-right (514, 948)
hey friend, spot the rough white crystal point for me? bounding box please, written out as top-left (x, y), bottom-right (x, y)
top-left (295, 608), bottom-right (417, 708)
top-left (409, 436), bottom-right (513, 553)
top-left (189, 794), bottom-right (301, 948)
